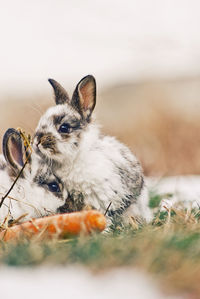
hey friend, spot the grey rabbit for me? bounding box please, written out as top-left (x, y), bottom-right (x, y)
top-left (33, 75), bottom-right (152, 226)
top-left (0, 128), bottom-right (67, 222)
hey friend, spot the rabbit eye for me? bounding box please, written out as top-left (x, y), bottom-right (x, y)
top-left (47, 181), bottom-right (61, 193)
top-left (58, 123), bottom-right (71, 133)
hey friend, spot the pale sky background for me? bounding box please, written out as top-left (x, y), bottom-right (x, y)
top-left (0, 0), bottom-right (200, 97)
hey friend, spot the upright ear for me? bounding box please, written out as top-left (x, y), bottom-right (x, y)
top-left (71, 75), bottom-right (96, 121)
top-left (3, 128), bottom-right (26, 172)
top-left (48, 79), bottom-right (70, 105)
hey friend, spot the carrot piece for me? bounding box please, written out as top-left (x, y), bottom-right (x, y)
top-left (0, 210), bottom-right (106, 242)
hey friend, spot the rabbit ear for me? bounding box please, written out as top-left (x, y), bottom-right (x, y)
top-left (48, 79), bottom-right (70, 105)
top-left (71, 75), bottom-right (96, 121)
top-left (3, 128), bottom-right (26, 171)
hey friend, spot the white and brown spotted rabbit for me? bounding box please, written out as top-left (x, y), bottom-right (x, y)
top-left (0, 128), bottom-right (67, 222)
top-left (33, 75), bottom-right (152, 225)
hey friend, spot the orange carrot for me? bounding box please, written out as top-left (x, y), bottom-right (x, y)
top-left (0, 210), bottom-right (106, 242)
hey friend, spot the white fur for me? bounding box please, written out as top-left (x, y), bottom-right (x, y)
top-left (34, 103), bottom-right (152, 224)
top-left (0, 154), bottom-right (65, 223)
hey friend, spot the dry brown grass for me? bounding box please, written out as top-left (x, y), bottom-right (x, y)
top-left (99, 77), bottom-right (200, 176)
top-left (119, 105), bottom-right (200, 176)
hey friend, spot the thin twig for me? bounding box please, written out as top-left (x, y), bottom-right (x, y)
top-left (104, 202), bottom-right (112, 216)
top-left (9, 213), bottom-right (28, 226)
top-left (0, 159), bottom-right (29, 208)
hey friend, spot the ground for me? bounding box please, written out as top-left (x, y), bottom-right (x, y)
top-left (0, 192), bottom-right (200, 298)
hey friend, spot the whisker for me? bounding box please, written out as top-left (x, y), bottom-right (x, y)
top-left (27, 103), bottom-right (44, 118)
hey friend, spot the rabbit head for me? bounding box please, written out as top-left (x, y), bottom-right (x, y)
top-left (0, 128), bottom-right (68, 221)
top-left (33, 75), bottom-right (96, 168)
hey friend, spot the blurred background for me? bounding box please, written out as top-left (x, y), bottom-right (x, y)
top-left (1, 0), bottom-right (200, 176)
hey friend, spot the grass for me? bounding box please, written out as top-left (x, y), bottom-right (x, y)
top-left (0, 195), bottom-right (200, 297)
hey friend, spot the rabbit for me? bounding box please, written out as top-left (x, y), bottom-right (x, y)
top-left (0, 128), bottom-right (67, 223)
top-left (33, 75), bottom-right (152, 226)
